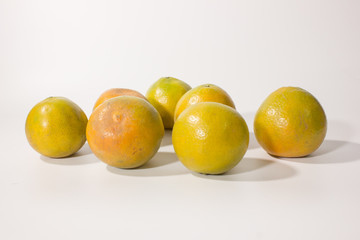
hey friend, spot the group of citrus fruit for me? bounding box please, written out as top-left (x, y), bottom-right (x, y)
top-left (25, 77), bottom-right (327, 175)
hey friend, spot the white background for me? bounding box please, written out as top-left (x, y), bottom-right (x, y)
top-left (1, 0), bottom-right (360, 239)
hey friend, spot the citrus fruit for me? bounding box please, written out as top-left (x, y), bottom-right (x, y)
top-left (146, 77), bottom-right (191, 129)
top-left (86, 96), bottom-right (164, 168)
top-left (93, 88), bottom-right (147, 111)
top-left (172, 102), bottom-right (249, 174)
top-left (254, 87), bottom-right (327, 157)
top-left (25, 97), bottom-right (88, 158)
top-left (174, 84), bottom-right (235, 121)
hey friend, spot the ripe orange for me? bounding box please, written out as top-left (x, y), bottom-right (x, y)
top-left (25, 97), bottom-right (88, 158)
top-left (93, 88), bottom-right (147, 111)
top-left (146, 77), bottom-right (191, 129)
top-left (172, 102), bottom-right (249, 174)
top-left (254, 87), bottom-right (327, 157)
top-left (174, 84), bottom-right (235, 121)
top-left (86, 96), bottom-right (164, 168)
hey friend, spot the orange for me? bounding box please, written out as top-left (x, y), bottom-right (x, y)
top-left (93, 88), bottom-right (147, 111)
top-left (146, 77), bottom-right (191, 129)
top-left (172, 102), bottom-right (249, 174)
top-left (86, 96), bottom-right (164, 168)
top-left (25, 97), bottom-right (88, 158)
top-left (174, 84), bottom-right (235, 121)
top-left (254, 87), bottom-right (327, 157)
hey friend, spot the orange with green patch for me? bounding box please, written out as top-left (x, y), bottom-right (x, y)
top-left (25, 97), bottom-right (88, 158)
top-left (146, 77), bottom-right (191, 129)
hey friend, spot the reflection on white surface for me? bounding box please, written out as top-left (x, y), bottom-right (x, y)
top-left (40, 143), bottom-right (99, 165)
top-left (107, 151), bottom-right (187, 177)
top-left (193, 157), bottom-right (297, 181)
top-left (287, 140), bottom-right (360, 164)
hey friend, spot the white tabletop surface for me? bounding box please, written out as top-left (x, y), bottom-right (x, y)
top-left (1, 1), bottom-right (360, 239)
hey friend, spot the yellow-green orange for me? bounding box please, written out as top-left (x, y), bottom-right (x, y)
top-left (25, 97), bottom-right (88, 158)
top-left (172, 102), bottom-right (249, 174)
top-left (146, 77), bottom-right (191, 129)
top-left (86, 96), bottom-right (164, 168)
top-left (93, 88), bottom-right (147, 111)
top-left (174, 84), bottom-right (235, 121)
top-left (254, 87), bottom-right (327, 157)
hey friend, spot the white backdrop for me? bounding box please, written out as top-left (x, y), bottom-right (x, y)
top-left (1, 1), bottom-right (360, 240)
